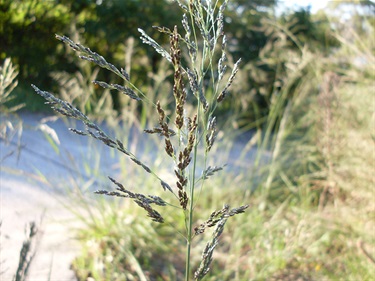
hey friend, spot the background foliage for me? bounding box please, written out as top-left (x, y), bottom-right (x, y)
top-left (1, 0), bottom-right (343, 124)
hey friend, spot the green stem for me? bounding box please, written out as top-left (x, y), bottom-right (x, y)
top-left (185, 99), bottom-right (201, 281)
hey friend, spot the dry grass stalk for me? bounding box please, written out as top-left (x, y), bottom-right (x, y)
top-left (14, 222), bottom-right (40, 281)
top-left (317, 71), bottom-right (340, 210)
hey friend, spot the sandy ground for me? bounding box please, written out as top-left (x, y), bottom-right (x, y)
top-left (0, 112), bottom-right (116, 281)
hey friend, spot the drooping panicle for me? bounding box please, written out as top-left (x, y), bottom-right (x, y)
top-left (194, 204), bottom-right (249, 280)
top-left (95, 177), bottom-right (166, 223)
top-left (194, 218), bottom-right (227, 280)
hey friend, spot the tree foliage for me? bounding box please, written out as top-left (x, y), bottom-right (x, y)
top-left (2, 0), bottom-right (369, 125)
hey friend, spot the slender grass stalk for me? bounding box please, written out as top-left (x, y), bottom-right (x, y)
top-left (14, 222), bottom-right (40, 281)
top-left (185, 97), bottom-right (200, 280)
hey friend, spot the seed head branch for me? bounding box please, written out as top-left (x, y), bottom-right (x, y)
top-left (56, 34), bottom-right (130, 82)
top-left (217, 58), bottom-right (242, 103)
top-left (32, 85), bottom-right (172, 193)
top-left (95, 177), bottom-right (166, 223)
top-left (194, 204), bottom-right (249, 236)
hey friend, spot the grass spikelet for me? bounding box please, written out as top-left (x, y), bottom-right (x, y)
top-left (206, 116), bottom-right (217, 152)
top-left (217, 58), bottom-right (241, 103)
top-left (194, 218), bottom-right (226, 280)
top-left (194, 204), bottom-right (249, 236)
top-left (170, 26), bottom-right (187, 130)
top-left (92, 80), bottom-right (140, 101)
top-left (155, 100), bottom-right (175, 157)
top-left (201, 165), bottom-right (225, 180)
top-left (138, 28), bottom-right (172, 62)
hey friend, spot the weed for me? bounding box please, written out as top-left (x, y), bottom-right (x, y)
top-left (13, 221), bottom-right (41, 281)
top-left (0, 58), bottom-right (24, 163)
top-left (32, 0), bottom-right (248, 280)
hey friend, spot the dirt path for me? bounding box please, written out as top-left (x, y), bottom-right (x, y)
top-left (0, 112), bottom-right (99, 281)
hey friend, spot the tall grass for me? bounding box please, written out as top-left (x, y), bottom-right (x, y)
top-left (29, 2), bottom-right (375, 280)
top-left (32, 1), bottom-right (249, 280)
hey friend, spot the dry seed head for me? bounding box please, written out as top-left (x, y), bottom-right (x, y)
top-left (175, 0), bottom-right (188, 12)
top-left (165, 138), bottom-right (174, 157)
top-left (33, 85), bottom-right (165, 185)
top-left (56, 35), bottom-right (129, 79)
top-left (170, 26), bottom-right (187, 130)
top-left (148, 195), bottom-right (167, 206)
top-left (194, 204), bottom-right (249, 279)
top-left (189, 114), bottom-right (198, 133)
top-left (178, 188), bottom-right (189, 210)
top-left (175, 165), bottom-right (189, 209)
top-left (155, 101), bottom-right (175, 157)
top-left (206, 116), bottom-right (217, 152)
top-left (69, 128), bottom-right (88, 136)
top-left (217, 58), bottom-right (241, 103)
top-left (189, 41), bottom-right (197, 62)
top-left (156, 101), bottom-right (165, 122)
top-left (170, 25), bottom-right (181, 67)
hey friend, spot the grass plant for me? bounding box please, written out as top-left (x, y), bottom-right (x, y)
top-left (0, 58), bottom-right (23, 114)
top-left (29, 1), bottom-right (375, 280)
top-left (0, 58), bottom-right (24, 163)
top-left (32, 1), bottom-right (249, 280)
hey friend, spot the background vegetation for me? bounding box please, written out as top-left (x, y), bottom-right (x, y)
top-left (1, 0), bottom-right (374, 280)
